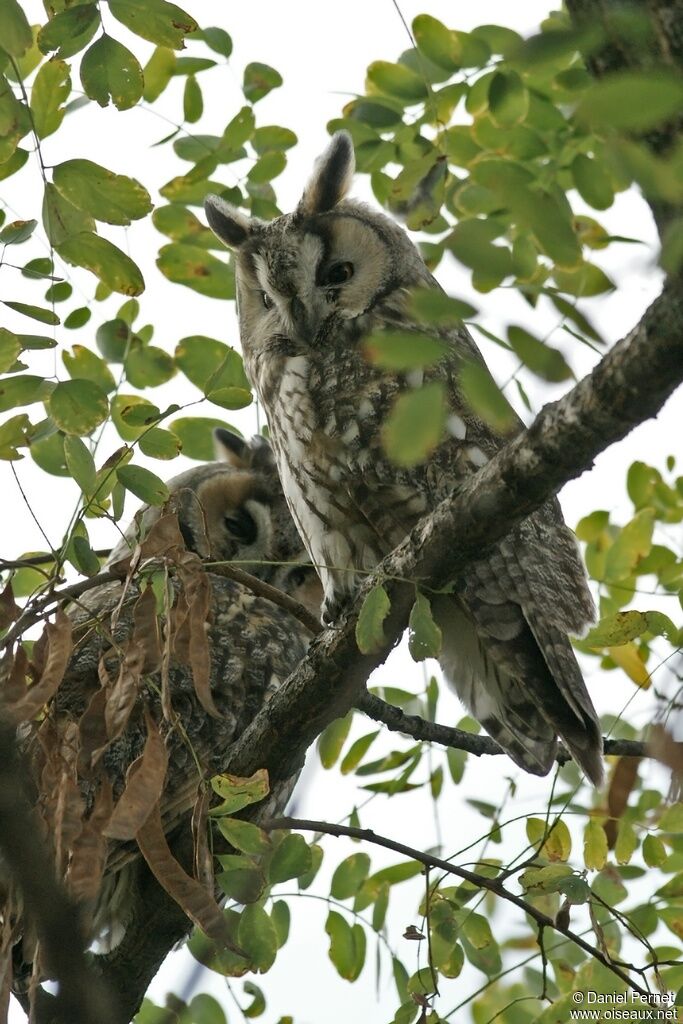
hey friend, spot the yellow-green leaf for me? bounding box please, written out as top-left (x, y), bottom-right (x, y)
top-left (47, 379), bottom-right (109, 436)
top-left (243, 62), bottom-right (282, 104)
top-left (488, 70), bottom-right (528, 127)
top-left (64, 434), bottom-right (96, 492)
top-left (318, 712), bottom-right (353, 769)
top-left (577, 72), bottom-right (683, 131)
top-left (38, 4), bottom-right (99, 59)
top-left (142, 46), bottom-right (176, 102)
top-left (53, 159), bottom-right (152, 226)
top-left (460, 360), bottom-right (517, 433)
top-left (63, 344), bottom-right (117, 393)
top-left (2, 300), bottom-right (59, 325)
top-left (108, 0), bottom-right (197, 49)
top-left (210, 770), bottom-right (269, 817)
top-left (0, 328), bottom-right (21, 373)
top-left (57, 232), bottom-right (144, 295)
top-left (116, 464), bottom-right (169, 505)
top-left (157, 244), bottom-right (234, 298)
top-left (408, 591), bottom-right (442, 661)
top-left (0, 0), bottom-right (33, 56)
top-left (80, 34), bottom-right (143, 111)
top-left (30, 59), bottom-right (70, 139)
top-left (660, 803), bottom-right (683, 834)
top-left (355, 585), bottom-right (391, 655)
top-left (382, 381), bottom-right (446, 467)
top-left (583, 820), bottom-right (608, 871)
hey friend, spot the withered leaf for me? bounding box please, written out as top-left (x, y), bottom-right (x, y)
top-left (131, 584), bottom-right (162, 674)
top-left (67, 781), bottom-right (113, 905)
top-left (104, 643), bottom-right (144, 743)
top-left (137, 801), bottom-right (245, 955)
top-left (605, 756), bottom-right (641, 848)
top-left (104, 709), bottom-right (168, 841)
top-left (0, 581), bottom-right (20, 630)
top-left (139, 511), bottom-right (186, 559)
top-left (78, 684), bottom-right (111, 772)
top-left (1, 645), bottom-right (29, 704)
top-left (5, 609), bottom-right (73, 723)
top-left (192, 784), bottom-right (212, 893)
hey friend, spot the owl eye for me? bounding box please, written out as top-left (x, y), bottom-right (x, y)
top-left (224, 508), bottom-right (258, 545)
top-left (261, 291), bottom-right (273, 310)
top-left (324, 261), bottom-right (354, 286)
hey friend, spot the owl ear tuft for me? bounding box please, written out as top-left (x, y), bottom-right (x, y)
top-left (297, 131), bottom-right (355, 217)
top-left (214, 428), bottom-right (274, 472)
top-left (204, 195), bottom-right (252, 248)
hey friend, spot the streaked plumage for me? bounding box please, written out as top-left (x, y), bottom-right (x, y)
top-left (3, 430), bottom-right (321, 990)
top-left (204, 133), bottom-right (604, 785)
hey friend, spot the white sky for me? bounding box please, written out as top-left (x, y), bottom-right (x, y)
top-left (3, 2), bottom-right (681, 1022)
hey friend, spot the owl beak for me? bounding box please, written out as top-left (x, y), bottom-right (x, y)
top-left (290, 296), bottom-right (311, 336)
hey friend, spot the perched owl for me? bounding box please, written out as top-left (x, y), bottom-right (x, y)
top-left (4, 429), bottom-right (321, 990)
top-left (204, 133), bottom-right (604, 785)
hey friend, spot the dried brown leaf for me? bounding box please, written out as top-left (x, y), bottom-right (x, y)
top-left (181, 558), bottom-right (218, 718)
top-left (139, 511), bottom-right (186, 560)
top-left (605, 756), bottom-right (641, 847)
top-left (192, 785), bottom-right (212, 893)
top-left (67, 781), bottom-right (113, 905)
top-left (0, 645), bottom-right (29, 704)
top-left (78, 684), bottom-right (110, 773)
top-left (131, 584), bottom-right (162, 674)
top-left (104, 644), bottom-right (144, 744)
top-left (0, 582), bottom-right (20, 630)
top-left (104, 709), bottom-right (168, 841)
top-left (5, 610), bottom-right (72, 724)
top-left (137, 801), bottom-right (244, 954)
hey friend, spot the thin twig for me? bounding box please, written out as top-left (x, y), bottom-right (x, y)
top-left (263, 816), bottom-right (649, 997)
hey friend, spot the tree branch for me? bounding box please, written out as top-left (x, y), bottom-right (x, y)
top-left (262, 817), bottom-right (650, 997)
top-left (358, 692), bottom-right (652, 762)
top-left (0, 724), bottom-right (116, 1024)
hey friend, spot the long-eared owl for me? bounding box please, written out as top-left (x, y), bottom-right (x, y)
top-left (3, 429), bottom-right (321, 991)
top-left (204, 133), bottom-right (604, 786)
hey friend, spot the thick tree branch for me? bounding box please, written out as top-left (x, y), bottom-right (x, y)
top-left (0, 725), bottom-right (116, 1024)
top-left (262, 817), bottom-right (650, 997)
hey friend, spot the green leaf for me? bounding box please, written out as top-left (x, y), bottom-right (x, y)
top-left (447, 219), bottom-right (512, 281)
top-left (243, 62), bottom-right (282, 103)
top-left (553, 262), bottom-right (614, 297)
top-left (267, 833), bottom-right (312, 884)
top-left (614, 821), bottom-right (638, 865)
top-left (157, 244), bottom-right (234, 298)
top-left (643, 833), bottom-right (667, 868)
top-left (174, 336), bottom-right (250, 408)
top-left (586, 611), bottom-right (649, 647)
top-left (247, 151), bottom-right (286, 184)
top-left (64, 307), bottom-right (92, 330)
top-left (80, 34), bottom-right (143, 111)
top-left (170, 417), bottom-right (234, 460)
top-left (30, 432), bottom-right (68, 476)
top-left (412, 15), bottom-right (459, 71)
top-left (188, 995), bottom-right (226, 1024)
top-left (57, 232), bottom-right (145, 295)
top-left (143, 46), bottom-right (176, 102)
top-left (217, 817), bottom-right (271, 856)
top-left (1, 301), bottom-right (59, 326)
top-left (571, 154), bottom-right (614, 211)
top-left (270, 902), bottom-right (290, 949)
top-left (0, 0), bottom-right (33, 56)
top-left (30, 59), bottom-right (70, 138)
top-left (364, 328), bottom-right (447, 370)
top-left (116, 464), bottom-right (169, 505)
top-left (196, 26), bottom-right (232, 57)
top-left (252, 125), bottom-right (297, 154)
top-left (43, 183), bottom-right (95, 247)
top-left (660, 803), bottom-right (683, 834)
top-left (340, 731), bottom-right (379, 775)
top-left (47, 379), bottom-right (109, 436)
top-left (381, 381), bottom-right (446, 467)
top-left (408, 592), bottom-right (442, 661)
top-left (583, 820), bottom-right (608, 871)
top-left (210, 770), bottom-right (270, 816)
top-left (238, 905), bottom-right (277, 973)
top-left (355, 585), bottom-right (391, 655)
top-left (366, 61), bottom-right (427, 102)
top-left (0, 413), bottom-right (30, 460)
top-left (53, 159), bottom-right (151, 226)
top-left (507, 325), bottom-right (571, 382)
top-left (331, 853), bottom-right (371, 900)
top-left (408, 288), bottom-right (477, 324)
top-left (488, 70), bottom-right (528, 127)
top-left (183, 74), bottom-right (202, 122)
top-left (0, 328), bottom-right (21, 372)
top-left (125, 343), bottom-right (175, 388)
top-left (577, 71), bottom-right (683, 131)
top-left (0, 148), bottom-right (28, 182)
top-left (138, 427), bottom-right (180, 460)
top-left (325, 911), bottom-right (365, 981)
top-left (604, 509), bottom-right (655, 582)
top-left (63, 344), bottom-right (117, 393)
top-left (64, 434), bottom-right (96, 493)
top-left (37, 5), bottom-right (100, 59)
top-left (0, 375), bottom-right (46, 413)
top-left (217, 856), bottom-right (266, 905)
top-left (460, 360), bottom-right (517, 433)
top-left (318, 712), bottom-right (353, 770)
top-left (108, 0), bottom-right (197, 48)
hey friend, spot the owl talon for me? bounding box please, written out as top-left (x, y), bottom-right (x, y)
top-left (321, 594), bottom-right (347, 626)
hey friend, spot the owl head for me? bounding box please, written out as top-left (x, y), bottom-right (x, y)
top-left (204, 132), bottom-right (430, 355)
top-left (109, 429), bottom-right (315, 600)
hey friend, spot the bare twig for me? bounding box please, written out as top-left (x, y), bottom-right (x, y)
top-left (263, 816), bottom-right (649, 997)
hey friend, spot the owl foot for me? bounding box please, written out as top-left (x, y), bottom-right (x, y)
top-left (321, 592), bottom-right (349, 627)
